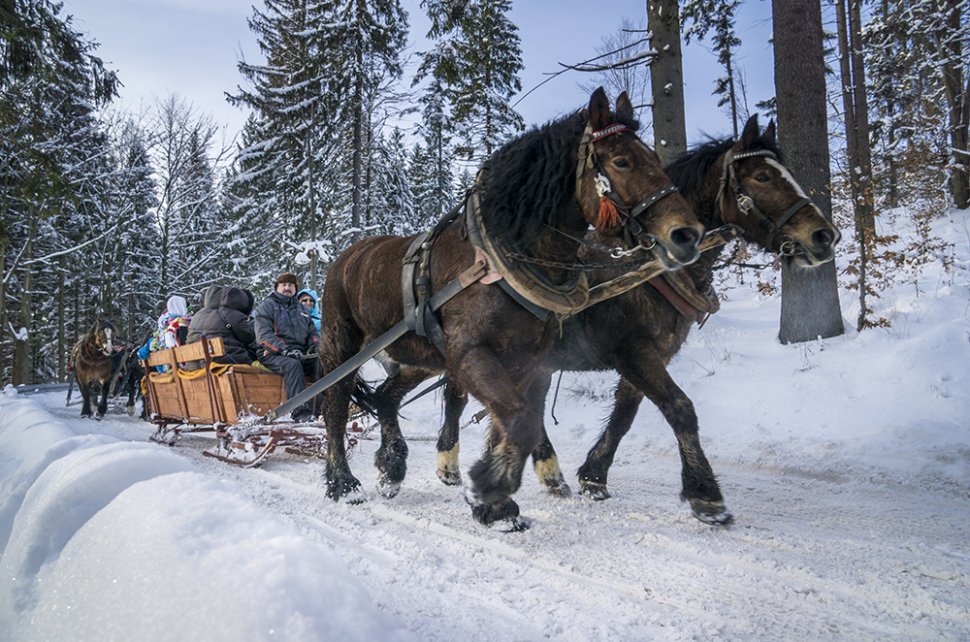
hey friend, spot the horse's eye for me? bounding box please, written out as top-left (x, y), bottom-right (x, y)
top-left (755, 172), bottom-right (771, 183)
top-left (612, 157), bottom-right (631, 169)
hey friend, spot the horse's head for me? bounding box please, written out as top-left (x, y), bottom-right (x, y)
top-left (715, 115), bottom-right (840, 267)
top-left (90, 318), bottom-right (115, 356)
top-left (578, 87), bottom-right (703, 269)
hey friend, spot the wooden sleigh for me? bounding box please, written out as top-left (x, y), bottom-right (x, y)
top-left (142, 337), bottom-right (364, 467)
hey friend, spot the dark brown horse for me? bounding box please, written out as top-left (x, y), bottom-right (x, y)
top-left (428, 115), bottom-right (840, 526)
top-left (70, 318), bottom-right (117, 419)
top-left (319, 88), bottom-right (704, 529)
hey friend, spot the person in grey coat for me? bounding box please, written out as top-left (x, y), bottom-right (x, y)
top-left (197, 286), bottom-right (257, 364)
top-left (254, 272), bottom-right (319, 422)
top-left (186, 284), bottom-right (224, 344)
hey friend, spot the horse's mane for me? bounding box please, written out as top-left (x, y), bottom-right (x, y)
top-left (480, 110), bottom-right (640, 249)
top-left (664, 136), bottom-right (783, 197)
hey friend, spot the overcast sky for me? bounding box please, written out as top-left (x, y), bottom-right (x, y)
top-left (61, 0), bottom-right (775, 146)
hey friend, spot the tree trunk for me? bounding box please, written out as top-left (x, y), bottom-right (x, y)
top-left (836, 0), bottom-right (874, 331)
top-left (11, 210), bottom-right (36, 384)
top-left (942, 1), bottom-right (969, 209)
top-left (772, 0), bottom-right (845, 344)
top-left (647, 0), bottom-right (687, 165)
top-left (351, 65), bottom-right (364, 242)
top-left (58, 257), bottom-right (65, 381)
top-left (0, 237), bottom-right (7, 387)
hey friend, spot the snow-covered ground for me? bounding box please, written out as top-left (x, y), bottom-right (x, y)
top-left (2, 211), bottom-right (969, 641)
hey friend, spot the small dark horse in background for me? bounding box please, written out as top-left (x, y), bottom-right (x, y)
top-left (429, 115), bottom-right (840, 525)
top-left (70, 318), bottom-right (117, 419)
top-left (113, 346), bottom-right (146, 418)
top-left (320, 88), bottom-right (703, 529)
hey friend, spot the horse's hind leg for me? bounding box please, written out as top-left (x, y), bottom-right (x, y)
top-left (525, 373), bottom-right (570, 496)
top-left (320, 323), bottom-right (366, 502)
top-left (436, 380), bottom-right (468, 485)
top-left (372, 366), bottom-right (433, 498)
top-left (454, 347), bottom-right (542, 530)
top-left (577, 377), bottom-right (644, 500)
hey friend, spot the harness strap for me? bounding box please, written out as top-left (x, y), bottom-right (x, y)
top-left (263, 256), bottom-right (489, 424)
top-left (648, 270), bottom-right (720, 327)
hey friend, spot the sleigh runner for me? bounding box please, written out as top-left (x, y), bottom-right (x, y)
top-left (141, 336), bottom-right (366, 466)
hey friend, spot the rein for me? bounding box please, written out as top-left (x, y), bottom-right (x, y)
top-left (715, 148), bottom-right (811, 252)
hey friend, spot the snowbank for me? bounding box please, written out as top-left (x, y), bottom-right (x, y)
top-left (0, 392), bottom-right (413, 641)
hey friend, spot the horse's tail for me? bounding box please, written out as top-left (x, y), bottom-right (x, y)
top-left (350, 374), bottom-right (379, 420)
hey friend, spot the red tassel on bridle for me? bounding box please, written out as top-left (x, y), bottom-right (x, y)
top-left (596, 196), bottom-right (621, 231)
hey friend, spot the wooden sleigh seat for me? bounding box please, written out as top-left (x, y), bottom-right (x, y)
top-left (143, 337), bottom-right (286, 425)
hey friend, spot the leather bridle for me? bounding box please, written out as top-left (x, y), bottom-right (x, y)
top-left (576, 122), bottom-right (680, 249)
top-left (715, 148), bottom-right (812, 254)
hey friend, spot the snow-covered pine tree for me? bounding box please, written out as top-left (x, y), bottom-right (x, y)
top-left (146, 96), bottom-right (228, 309)
top-left (430, 0), bottom-right (524, 162)
top-left (0, 0), bottom-right (119, 384)
top-left (312, 0), bottom-right (409, 245)
top-left (682, 0), bottom-right (743, 137)
top-left (865, 0), bottom-right (969, 209)
top-left (370, 128), bottom-right (418, 235)
top-left (414, 44), bottom-right (457, 221)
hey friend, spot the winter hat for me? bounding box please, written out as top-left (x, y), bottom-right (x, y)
top-left (166, 295), bottom-right (188, 317)
top-left (275, 272), bottom-right (299, 288)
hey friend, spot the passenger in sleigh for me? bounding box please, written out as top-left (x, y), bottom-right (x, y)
top-left (195, 286), bottom-right (259, 365)
top-left (255, 272), bottom-right (319, 423)
top-left (186, 284), bottom-right (224, 344)
top-left (136, 294), bottom-right (192, 371)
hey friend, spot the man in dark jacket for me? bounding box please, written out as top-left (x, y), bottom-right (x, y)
top-left (186, 284), bottom-right (224, 344)
top-left (197, 286), bottom-right (257, 364)
top-left (254, 272), bottom-right (319, 422)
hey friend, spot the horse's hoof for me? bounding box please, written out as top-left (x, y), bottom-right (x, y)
top-left (436, 468), bottom-right (462, 486)
top-left (467, 492), bottom-right (521, 528)
top-left (579, 479), bottom-right (611, 501)
top-left (689, 499), bottom-right (734, 526)
top-left (326, 475), bottom-right (362, 502)
top-left (543, 478), bottom-right (572, 497)
top-left (125, 405), bottom-right (135, 416)
top-left (498, 516), bottom-right (532, 532)
top-left (377, 475), bottom-right (401, 499)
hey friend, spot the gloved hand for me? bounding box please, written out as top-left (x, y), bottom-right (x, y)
top-left (283, 348), bottom-right (303, 358)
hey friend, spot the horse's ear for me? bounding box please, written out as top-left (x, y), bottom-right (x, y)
top-left (615, 91), bottom-right (634, 122)
top-left (739, 114), bottom-right (760, 148)
top-left (588, 87), bottom-right (610, 131)
top-left (760, 119), bottom-right (776, 147)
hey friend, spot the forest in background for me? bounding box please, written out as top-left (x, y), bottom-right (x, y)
top-left (0, 0), bottom-right (967, 385)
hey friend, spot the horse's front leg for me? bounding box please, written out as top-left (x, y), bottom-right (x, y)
top-left (96, 380), bottom-right (110, 419)
top-left (80, 381), bottom-right (93, 418)
top-left (454, 346), bottom-right (542, 531)
top-left (436, 380), bottom-right (468, 485)
top-left (371, 366), bottom-right (433, 498)
top-left (606, 358), bottom-right (732, 526)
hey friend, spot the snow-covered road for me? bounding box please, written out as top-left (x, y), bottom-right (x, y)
top-left (8, 384), bottom-right (967, 641)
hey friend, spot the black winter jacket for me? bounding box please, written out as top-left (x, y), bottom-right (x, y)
top-left (198, 286), bottom-right (257, 364)
top-left (254, 291), bottom-right (318, 356)
top-left (186, 284), bottom-right (224, 344)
